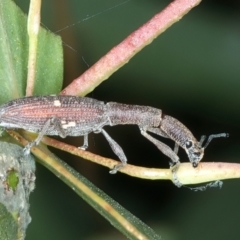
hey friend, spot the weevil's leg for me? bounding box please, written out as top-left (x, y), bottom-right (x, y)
top-left (101, 129), bottom-right (127, 174)
top-left (146, 127), bottom-right (170, 139)
top-left (23, 117), bottom-right (67, 155)
top-left (171, 163), bottom-right (182, 188)
top-left (0, 127), bottom-right (5, 137)
top-left (173, 143), bottom-right (179, 155)
top-left (140, 127), bottom-right (182, 187)
top-left (78, 121), bottom-right (109, 151)
top-left (78, 134), bottom-right (88, 150)
top-left (171, 143), bottom-right (182, 188)
top-left (140, 128), bottom-right (179, 165)
top-left (202, 133), bottom-right (229, 149)
top-left (147, 127), bottom-right (180, 162)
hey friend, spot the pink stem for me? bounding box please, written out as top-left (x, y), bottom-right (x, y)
top-left (61, 0), bottom-right (201, 96)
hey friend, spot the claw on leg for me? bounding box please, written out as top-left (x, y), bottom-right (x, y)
top-left (109, 162), bottom-right (126, 174)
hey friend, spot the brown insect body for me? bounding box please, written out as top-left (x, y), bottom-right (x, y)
top-left (0, 95), bottom-right (228, 185)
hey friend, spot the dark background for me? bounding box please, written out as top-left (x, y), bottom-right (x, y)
top-left (16, 1), bottom-right (240, 239)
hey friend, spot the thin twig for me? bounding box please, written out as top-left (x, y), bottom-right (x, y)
top-left (41, 136), bottom-right (240, 185)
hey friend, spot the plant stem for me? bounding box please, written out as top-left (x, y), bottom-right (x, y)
top-left (26, 0), bottom-right (41, 96)
top-left (61, 0), bottom-right (202, 96)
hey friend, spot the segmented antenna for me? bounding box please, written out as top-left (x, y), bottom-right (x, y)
top-left (201, 133), bottom-right (229, 149)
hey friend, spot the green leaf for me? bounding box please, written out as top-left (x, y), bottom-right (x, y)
top-left (35, 147), bottom-right (162, 240)
top-left (0, 203), bottom-right (18, 240)
top-left (0, 0), bottom-right (63, 104)
top-left (34, 24), bottom-right (63, 96)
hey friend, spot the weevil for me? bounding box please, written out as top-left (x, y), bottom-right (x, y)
top-left (0, 96), bottom-right (228, 186)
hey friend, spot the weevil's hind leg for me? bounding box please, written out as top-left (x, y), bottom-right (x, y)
top-left (78, 134), bottom-right (88, 150)
top-left (101, 129), bottom-right (127, 174)
top-left (23, 117), bottom-right (67, 155)
top-left (140, 127), bottom-right (179, 166)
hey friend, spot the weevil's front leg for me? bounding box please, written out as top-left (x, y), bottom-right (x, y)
top-left (23, 117), bottom-right (66, 155)
top-left (146, 127), bottom-right (181, 163)
top-left (146, 127), bottom-right (170, 139)
top-left (173, 143), bottom-right (179, 155)
top-left (140, 127), bottom-right (182, 187)
top-left (171, 163), bottom-right (182, 188)
top-left (101, 129), bottom-right (127, 174)
top-left (140, 127), bottom-right (179, 165)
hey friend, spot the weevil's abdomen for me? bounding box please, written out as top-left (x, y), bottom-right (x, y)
top-left (106, 102), bottom-right (162, 127)
top-left (0, 96), bottom-right (108, 136)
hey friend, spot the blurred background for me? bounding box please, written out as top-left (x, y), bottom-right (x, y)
top-left (15, 0), bottom-right (240, 239)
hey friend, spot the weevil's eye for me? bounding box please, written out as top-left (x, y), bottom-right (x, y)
top-left (185, 141), bottom-right (193, 149)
